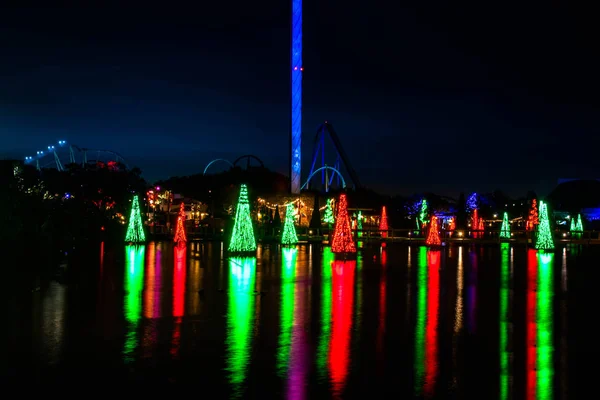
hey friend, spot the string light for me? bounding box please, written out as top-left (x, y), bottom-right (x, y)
top-left (173, 203), bottom-right (187, 244)
top-left (324, 198), bottom-right (335, 225)
top-left (125, 194), bottom-right (146, 243)
top-left (425, 215), bottom-right (441, 246)
top-left (228, 184), bottom-right (257, 253)
top-left (331, 193), bottom-right (356, 254)
top-left (281, 203), bottom-right (299, 245)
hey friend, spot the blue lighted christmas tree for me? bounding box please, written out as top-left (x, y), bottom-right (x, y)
top-left (535, 201), bottom-right (554, 251)
top-left (281, 203), bottom-right (299, 245)
top-left (125, 194), bottom-right (146, 243)
top-left (228, 184), bottom-right (257, 253)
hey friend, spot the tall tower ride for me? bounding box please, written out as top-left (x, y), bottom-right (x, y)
top-left (290, 0), bottom-right (303, 194)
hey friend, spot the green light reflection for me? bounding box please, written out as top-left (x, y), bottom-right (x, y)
top-left (499, 243), bottom-right (510, 400)
top-left (414, 246), bottom-right (428, 395)
top-left (537, 253), bottom-right (554, 400)
top-left (277, 247), bottom-right (297, 375)
top-left (123, 245), bottom-right (145, 363)
top-left (317, 246), bottom-right (334, 381)
top-left (225, 257), bottom-right (257, 395)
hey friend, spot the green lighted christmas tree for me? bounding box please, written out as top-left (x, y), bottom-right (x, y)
top-left (576, 214), bottom-right (583, 232)
top-left (357, 210), bottom-right (363, 237)
top-left (571, 213), bottom-right (584, 238)
top-left (323, 198), bottom-right (335, 225)
top-left (228, 184), bottom-right (257, 253)
top-left (535, 201), bottom-right (554, 251)
top-left (418, 199), bottom-right (429, 231)
top-left (125, 194), bottom-right (146, 243)
top-left (569, 218), bottom-right (576, 232)
top-left (281, 203), bottom-right (299, 245)
top-left (500, 212), bottom-right (511, 239)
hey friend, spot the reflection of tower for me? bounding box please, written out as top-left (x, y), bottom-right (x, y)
top-left (467, 248), bottom-right (477, 334)
top-left (452, 246), bottom-right (464, 393)
top-left (414, 246), bottom-right (428, 395)
top-left (499, 243), bottom-right (513, 400)
top-left (290, 0), bottom-right (302, 194)
top-left (329, 260), bottom-right (355, 398)
top-left (171, 245), bottom-right (187, 358)
top-left (288, 249), bottom-right (309, 400)
top-left (277, 248), bottom-right (297, 375)
top-left (123, 245), bottom-right (145, 363)
top-left (424, 250), bottom-right (440, 397)
top-left (317, 247), bottom-right (334, 381)
top-left (376, 245), bottom-right (387, 359)
top-left (225, 257), bottom-right (257, 398)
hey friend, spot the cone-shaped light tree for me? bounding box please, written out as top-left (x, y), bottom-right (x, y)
top-left (379, 206), bottom-right (388, 237)
top-left (323, 198), bottom-right (335, 226)
top-left (357, 210), bottom-right (363, 237)
top-left (569, 218), bottom-right (576, 232)
top-left (526, 199), bottom-right (539, 231)
top-left (228, 184), bottom-right (257, 253)
top-left (331, 193), bottom-right (357, 254)
top-left (500, 212), bottom-right (511, 239)
top-left (173, 203), bottom-right (187, 244)
top-left (426, 215), bottom-right (441, 246)
top-left (472, 208), bottom-right (479, 238)
top-left (477, 218), bottom-right (485, 238)
top-left (281, 203), bottom-right (299, 245)
top-left (125, 194), bottom-right (146, 243)
top-left (575, 213), bottom-right (583, 232)
top-left (535, 201), bottom-right (555, 251)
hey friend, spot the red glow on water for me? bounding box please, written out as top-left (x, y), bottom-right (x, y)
top-left (425, 250), bottom-right (440, 396)
top-left (144, 243), bottom-right (159, 319)
top-left (329, 261), bottom-right (355, 398)
top-left (377, 248), bottom-right (387, 359)
top-left (173, 245), bottom-right (186, 318)
top-left (526, 249), bottom-right (538, 400)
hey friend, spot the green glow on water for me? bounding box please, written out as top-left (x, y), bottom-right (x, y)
top-left (317, 247), bottom-right (334, 381)
top-left (123, 245), bottom-right (145, 363)
top-left (277, 247), bottom-right (297, 375)
top-left (499, 243), bottom-right (510, 400)
top-left (537, 253), bottom-right (554, 400)
top-left (414, 246), bottom-right (428, 394)
top-left (225, 257), bottom-right (256, 393)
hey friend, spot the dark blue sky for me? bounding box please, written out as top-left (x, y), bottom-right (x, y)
top-left (1, 1), bottom-right (599, 197)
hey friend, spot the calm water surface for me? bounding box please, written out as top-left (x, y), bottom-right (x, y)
top-left (5, 241), bottom-right (576, 399)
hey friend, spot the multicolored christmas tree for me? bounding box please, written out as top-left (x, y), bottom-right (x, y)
top-left (173, 203), bottom-right (187, 244)
top-left (125, 194), bottom-right (146, 243)
top-left (500, 212), bottom-right (510, 239)
top-left (526, 199), bottom-right (539, 231)
top-left (426, 215), bottom-right (441, 246)
top-left (281, 203), bottom-right (299, 245)
top-left (535, 201), bottom-right (554, 251)
top-left (331, 193), bottom-right (356, 254)
top-left (379, 206), bottom-right (388, 237)
top-left (323, 198), bottom-right (335, 226)
top-left (228, 184), bottom-right (257, 253)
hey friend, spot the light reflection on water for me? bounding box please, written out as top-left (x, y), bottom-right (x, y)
top-left (27, 240), bottom-right (572, 399)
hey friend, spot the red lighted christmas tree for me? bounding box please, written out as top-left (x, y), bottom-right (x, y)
top-left (526, 199), bottom-right (539, 231)
top-left (472, 209), bottom-right (479, 238)
top-left (379, 206), bottom-right (388, 238)
top-left (331, 193), bottom-right (357, 254)
top-left (477, 217), bottom-right (484, 238)
top-left (426, 215), bottom-right (441, 246)
top-left (173, 204), bottom-right (187, 244)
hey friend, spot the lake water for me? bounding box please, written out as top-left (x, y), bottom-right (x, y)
top-left (3, 241), bottom-right (575, 398)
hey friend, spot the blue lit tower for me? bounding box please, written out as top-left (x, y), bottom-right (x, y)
top-left (290, 0), bottom-right (303, 194)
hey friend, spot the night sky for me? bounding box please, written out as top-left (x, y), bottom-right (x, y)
top-left (1, 2), bottom-right (598, 197)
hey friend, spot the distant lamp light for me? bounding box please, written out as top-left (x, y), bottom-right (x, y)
top-left (562, 233), bottom-right (567, 237)
top-left (457, 231), bottom-right (464, 237)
